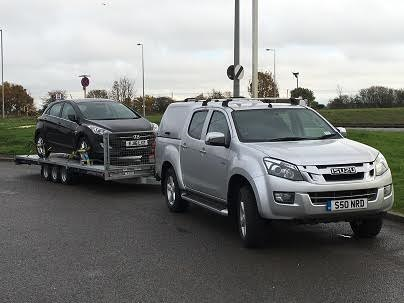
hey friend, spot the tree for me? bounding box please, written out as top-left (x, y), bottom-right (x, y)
top-left (248, 71), bottom-right (279, 98)
top-left (134, 95), bottom-right (155, 115)
top-left (87, 89), bottom-right (109, 99)
top-left (41, 90), bottom-right (67, 112)
top-left (110, 77), bottom-right (135, 107)
top-left (207, 89), bottom-right (232, 99)
top-left (290, 87), bottom-right (315, 106)
top-left (0, 82), bottom-right (36, 116)
top-left (152, 97), bottom-right (174, 113)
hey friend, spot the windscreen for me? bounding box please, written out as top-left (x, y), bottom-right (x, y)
top-left (232, 108), bottom-right (340, 142)
top-left (77, 102), bottom-right (139, 120)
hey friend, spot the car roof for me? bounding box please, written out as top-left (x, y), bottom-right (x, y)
top-left (69, 98), bottom-right (115, 103)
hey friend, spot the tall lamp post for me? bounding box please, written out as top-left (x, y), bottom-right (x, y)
top-left (233, 0), bottom-right (240, 98)
top-left (137, 43), bottom-right (145, 117)
top-left (1, 29), bottom-right (4, 118)
top-left (293, 72), bottom-right (299, 89)
top-left (252, 0), bottom-right (259, 98)
top-left (266, 48), bottom-right (276, 97)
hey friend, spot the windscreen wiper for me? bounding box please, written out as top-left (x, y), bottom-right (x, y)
top-left (316, 133), bottom-right (340, 140)
top-left (269, 137), bottom-right (309, 142)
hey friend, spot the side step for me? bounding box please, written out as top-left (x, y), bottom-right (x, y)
top-left (181, 192), bottom-right (228, 216)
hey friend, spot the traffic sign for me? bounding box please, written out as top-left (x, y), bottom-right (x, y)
top-left (81, 77), bottom-right (90, 88)
top-left (227, 65), bottom-right (244, 81)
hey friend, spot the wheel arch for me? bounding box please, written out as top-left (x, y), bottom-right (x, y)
top-left (227, 174), bottom-right (255, 218)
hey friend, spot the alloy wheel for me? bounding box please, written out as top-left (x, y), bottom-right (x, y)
top-left (166, 176), bottom-right (176, 206)
top-left (239, 201), bottom-right (247, 238)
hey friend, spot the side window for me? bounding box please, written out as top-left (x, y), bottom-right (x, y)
top-left (188, 111), bottom-right (208, 140)
top-left (207, 111), bottom-right (230, 138)
top-left (61, 103), bottom-right (76, 120)
top-left (49, 103), bottom-right (63, 117)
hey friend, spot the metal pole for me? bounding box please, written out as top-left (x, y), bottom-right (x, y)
top-left (233, 0), bottom-right (240, 98)
top-left (297, 76), bottom-right (299, 89)
top-left (252, 0), bottom-right (258, 98)
top-left (1, 29), bottom-right (4, 118)
top-left (273, 49), bottom-right (276, 96)
top-left (141, 45), bottom-right (145, 116)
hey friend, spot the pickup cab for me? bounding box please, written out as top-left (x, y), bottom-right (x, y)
top-left (155, 98), bottom-right (394, 247)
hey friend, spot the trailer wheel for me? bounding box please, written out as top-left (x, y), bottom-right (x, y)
top-left (51, 166), bottom-right (60, 183)
top-left (41, 165), bottom-right (52, 181)
top-left (60, 167), bottom-right (77, 185)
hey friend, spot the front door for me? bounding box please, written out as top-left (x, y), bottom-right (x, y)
top-left (180, 110), bottom-right (209, 192)
top-left (45, 102), bottom-right (63, 151)
top-left (59, 102), bottom-right (78, 153)
top-left (199, 110), bottom-right (231, 200)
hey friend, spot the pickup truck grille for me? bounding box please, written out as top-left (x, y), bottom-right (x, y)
top-left (309, 188), bottom-right (378, 205)
top-left (108, 132), bottom-right (156, 167)
top-left (323, 172), bottom-right (365, 182)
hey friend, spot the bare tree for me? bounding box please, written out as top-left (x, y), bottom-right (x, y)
top-left (87, 89), bottom-right (109, 99)
top-left (110, 77), bottom-right (136, 107)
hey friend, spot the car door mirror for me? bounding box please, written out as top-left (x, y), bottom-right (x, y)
top-left (336, 127), bottom-right (347, 137)
top-left (206, 132), bottom-right (227, 147)
top-left (68, 114), bottom-right (79, 123)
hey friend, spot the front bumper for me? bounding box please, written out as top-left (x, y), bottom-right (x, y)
top-left (251, 171), bottom-right (394, 221)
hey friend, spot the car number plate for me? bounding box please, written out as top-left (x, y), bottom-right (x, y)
top-left (126, 139), bottom-right (148, 147)
top-left (326, 198), bottom-right (368, 212)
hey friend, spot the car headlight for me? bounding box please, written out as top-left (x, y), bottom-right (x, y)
top-left (87, 125), bottom-right (111, 135)
top-left (151, 123), bottom-right (159, 132)
top-left (264, 157), bottom-right (303, 181)
top-left (375, 153), bottom-right (389, 176)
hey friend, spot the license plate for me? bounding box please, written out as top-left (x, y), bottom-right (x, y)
top-left (126, 139), bottom-right (148, 147)
top-left (326, 198), bottom-right (368, 212)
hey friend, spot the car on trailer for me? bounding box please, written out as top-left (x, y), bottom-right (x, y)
top-left (16, 99), bottom-right (158, 184)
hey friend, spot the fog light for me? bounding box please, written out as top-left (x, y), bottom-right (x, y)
top-left (274, 192), bottom-right (295, 204)
top-left (384, 184), bottom-right (392, 197)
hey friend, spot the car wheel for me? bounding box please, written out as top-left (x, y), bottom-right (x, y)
top-left (237, 185), bottom-right (266, 248)
top-left (36, 135), bottom-right (50, 158)
top-left (350, 217), bottom-right (383, 238)
top-left (51, 166), bottom-right (60, 183)
top-left (41, 165), bottom-right (52, 181)
top-left (164, 168), bottom-right (188, 212)
top-left (60, 166), bottom-right (77, 185)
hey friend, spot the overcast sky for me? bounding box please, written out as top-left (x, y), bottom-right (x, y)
top-left (1, 0), bottom-right (404, 107)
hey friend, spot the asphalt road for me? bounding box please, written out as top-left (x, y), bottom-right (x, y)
top-left (0, 161), bottom-right (403, 303)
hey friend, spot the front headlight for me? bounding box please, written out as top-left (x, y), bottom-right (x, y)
top-left (264, 158), bottom-right (303, 181)
top-left (375, 153), bottom-right (389, 176)
top-left (151, 123), bottom-right (159, 132)
top-left (87, 125), bottom-right (111, 136)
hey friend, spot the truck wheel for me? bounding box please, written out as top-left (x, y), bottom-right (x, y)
top-left (237, 185), bottom-right (266, 248)
top-left (51, 166), bottom-right (60, 183)
top-left (41, 165), bottom-right (52, 181)
top-left (164, 168), bottom-right (188, 212)
top-left (60, 167), bottom-right (77, 185)
top-left (350, 217), bottom-right (383, 238)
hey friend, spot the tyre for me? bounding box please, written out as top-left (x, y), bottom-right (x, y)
top-left (41, 165), bottom-right (52, 181)
top-left (51, 166), bottom-right (60, 183)
top-left (164, 167), bottom-right (188, 213)
top-left (60, 166), bottom-right (77, 185)
top-left (237, 185), bottom-right (266, 248)
top-left (36, 135), bottom-right (50, 158)
top-left (350, 217), bottom-right (383, 238)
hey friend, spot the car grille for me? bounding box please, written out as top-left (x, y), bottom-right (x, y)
top-left (309, 188), bottom-right (378, 205)
top-left (108, 132), bottom-right (156, 167)
top-left (323, 172), bottom-right (365, 182)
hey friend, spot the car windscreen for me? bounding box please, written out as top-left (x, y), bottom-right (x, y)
top-left (77, 102), bottom-right (140, 120)
top-left (232, 108), bottom-right (340, 142)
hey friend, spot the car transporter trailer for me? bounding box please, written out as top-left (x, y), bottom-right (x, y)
top-left (15, 131), bottom-right (156, 185)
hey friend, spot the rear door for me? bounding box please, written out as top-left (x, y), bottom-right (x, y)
top-left (45, 102), bottom-right (63, 149)
top-left (180, 110), bottom-right (209, 192)
top-left (59, 102), bottom-right (78, 152)
top-left (199, 110), bottom-right (231, 200)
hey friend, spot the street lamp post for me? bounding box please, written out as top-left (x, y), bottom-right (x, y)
top-left (266, 48), bottom-right (276, 97)
top-left (252, 0), bottom-right (259, 98)
top-left (293, 72), bottom-right (299, 89)
top-left (137, 43), bottom-right (145, 117)
top-left (233, 0), bottom-right (240, 98)
top-left (1, 29), bottom-right (4, 119)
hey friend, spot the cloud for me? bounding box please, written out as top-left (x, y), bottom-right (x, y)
top-left (1, 0), bottom-right (403, 107)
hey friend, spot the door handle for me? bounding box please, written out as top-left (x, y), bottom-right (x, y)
top-left (199, 148), bottom-right (207, 154)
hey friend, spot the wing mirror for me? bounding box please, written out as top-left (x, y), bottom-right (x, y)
top-left (68, 114), bottom-right (79, 123)
top-left (336, 127), bottom-right (347, 137)
top-left (206, 132), bottom-right (228, 147)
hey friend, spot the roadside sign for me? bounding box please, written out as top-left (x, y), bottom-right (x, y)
top-left (55, 93), bottom-right (63, 100)
top-left (81, 77), bottom-right (90, 88)
top-left (227, 65), bottom-right (244, 80)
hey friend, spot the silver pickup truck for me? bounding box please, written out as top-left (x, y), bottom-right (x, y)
top-left (155, 98), bottom-right (394, 247)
